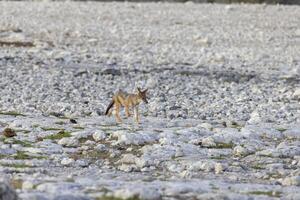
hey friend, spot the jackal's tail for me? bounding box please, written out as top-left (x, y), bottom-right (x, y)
top-left (105, 100), bottom-right (114, 115)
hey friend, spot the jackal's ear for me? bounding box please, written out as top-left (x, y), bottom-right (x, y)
top-left (137, 87), bottom-right (142, 93)
top-left (143, 89), bottom-right (148, 93)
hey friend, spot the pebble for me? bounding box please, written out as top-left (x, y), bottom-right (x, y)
top-left (61, 158), bottom-right (75, 166)
top-left (92, 130), bottom-right (107, 142)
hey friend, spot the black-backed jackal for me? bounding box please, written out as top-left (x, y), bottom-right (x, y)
top-left (105, 88), bottom-right (148, 123)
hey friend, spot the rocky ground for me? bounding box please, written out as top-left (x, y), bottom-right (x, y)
top-left (0, 2), bottom-right (300, 200)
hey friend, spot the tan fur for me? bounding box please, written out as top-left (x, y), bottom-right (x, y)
top-left (105, 88), bottom-right (148, 123)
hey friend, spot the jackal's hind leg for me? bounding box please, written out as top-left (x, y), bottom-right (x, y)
top-left (107, 108), bottom-right (113, 116)
top-left (114, 103), bottom-right (122, 123)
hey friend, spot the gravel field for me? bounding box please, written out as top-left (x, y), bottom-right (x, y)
top-left (0, 2), bottom-right (300, 200)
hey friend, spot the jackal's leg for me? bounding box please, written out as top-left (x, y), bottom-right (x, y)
top-left (134, 106), bottom-right (139, 124)
top-left (125, 106), bottom-right (131, 118)
top-left (107, 108), bottom-right (113, 116)
top-left (114, 103), bottom-right (122, 123)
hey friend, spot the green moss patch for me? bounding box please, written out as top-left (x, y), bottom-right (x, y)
top-left (41, 127), bottom-right (64, 131)
top-left (12, 139), bottom-right (33, 147)
top-left (13, 151), bottom-right (31, 160)
top-left (247, 191), bottom-right (282, 197)
top-left (73, 126), bottom-right (85, 130)
top-left (215, 142), bottom-right (234, 149)
top-left (2, 138), bottom-right (33, 147)
top-left (0, 111), bottom-right (26, 117)
top-left (54, 121), bottom-right (66, 125)
top-left (276, 128), bottom-right (287, 133)
top-left (44, 130), bottom-right (71, 140)
top-left (210, 155), bottom-right (226, 160)
top-left (2, 163), bottom-right (33, 168)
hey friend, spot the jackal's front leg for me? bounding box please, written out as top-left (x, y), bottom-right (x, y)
top-left (125, 106), bottom-right (131, 118)
top-left (114, 103), bottom-right (122, 123)
top-left (134, 106), bottom-right (139, 124)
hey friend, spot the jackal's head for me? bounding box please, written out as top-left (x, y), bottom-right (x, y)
top-left (137, 87), bottom-right (148, 104)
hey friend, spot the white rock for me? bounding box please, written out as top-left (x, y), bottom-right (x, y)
top-left (71, 130), bottom-right (93, 139)
top-left (198, 123), bottom-right (213, 130)
top-left (114, 187), bottom-right (161, 200)
top-left (293, 88), bottom-right (300, 99)
top-left (225, 5), bottom-right (234, 11)
top-left (215, 163), bottom-right (223, 174)
top-left (114, 189), bottom-right (138, 199)
top-left (118, 164), bottom-right (135, 172)
top-left (189, 161), bottom-right (215, 172)
top-left (135, 157), bottom-right (150, 168)
top-left (119, 154), bottom-right (138, 164)
top-left (22, 181), bottom-right (34, 190)
top-left (61, 158), bottom-right (74, 166)
top-left (75, 159), bottom-right (89, 168)
top-left (201, 137), bottom-right (216, 148)
top-left (233, 146), bottom-right (248, 157)
top-left (167, 163), bottom-right (184, 173)
top-left (95, 144), bottom-right (107, 152)
top-left (92, 130), bottom-right (107, 141)
top-left (247, 111), bottom-right (262, 124)
top-left (112, 130), bottom-right (158, 145)
top-left (58, 137), bottom-right (79, 147)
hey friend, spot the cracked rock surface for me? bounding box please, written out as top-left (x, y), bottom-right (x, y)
top-left (0, 2), bottom-right (300, 200)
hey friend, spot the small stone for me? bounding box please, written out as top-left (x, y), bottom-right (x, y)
top-left (2, 128), bottom-right (16, 138)
top-left (198, 123), bottom-right (212, 130)
top-left (119, 154), bottom-right (137, 164)
top-left (215, 163), bottom-right (223, 174)
top-left (75, 159), bottom-right (89, 168)
top-left (201, 162), bottom-right (215, 172)
top-left (22, 181), bottom-right (34, 190)
top-left (225, 5), bottom-right (234, 11)
top-left (61, 158), bottom-right (74, 166)
top-left (201, 137), bottom-right (216, 147)
top-left (81, 145), bottom-right (90, 151)
top-left (58, 137), bottom-right (79, 147)
top-left (135, 158), bottom-right (150, 168)
top-left (126, 147), bottom-right (133, 152)
top-left (248, 111), bottom-right (262, 124)
top-left (95, 144), bottom-right (107, 152)
top-left (233, 145), bottom-right (248, 157)
top-left (92, 130), bottom-right (107, 141)
top-left (293, 88), bottom-right (300, 99)
top-left (179, 170), bottom-right (192, 178)
top-left (118, 164), bottom-right (135, 172)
